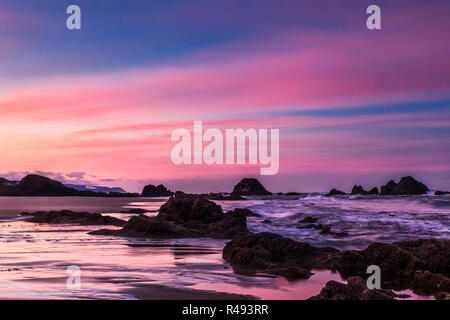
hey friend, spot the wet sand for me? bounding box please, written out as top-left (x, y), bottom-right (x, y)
top-left (0, 197), bottom-right (165, 219)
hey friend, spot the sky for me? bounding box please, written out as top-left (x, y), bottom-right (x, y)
top-left (0, 0), bottom-right (449, 193)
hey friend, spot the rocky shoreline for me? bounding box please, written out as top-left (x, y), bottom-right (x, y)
top-left (14, 176), bottom-right (450, 300)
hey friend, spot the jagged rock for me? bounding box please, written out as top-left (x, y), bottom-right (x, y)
top-left (351, 185), bottom-right (367, 195)
top-left (368, 187), bottom-right (379, 195)
top-left (380, 176), bottom-right (428, 195)
top-left (141, 184), bottom-right (173, 197)
top-left (395, 239), bottom-right (450, 277)
top-left (337, 242), bottom-right (420, 287)
top-left (222, 232), bottom-right (339, 280)
top-left (308, 281), bottom-right (361, 300)
top-left (337, 239), bottom-right (450, 290)
top-left (326, 188), bottom-right (345, 196)
top-left (380, 180), bottom-right (397, 195)
top-left (410, 271), bottom-right (450, 295)
top-left (158, 192), bottom-right (224, 223)
top-left (231, 178), bottom-right (271, 196)
top-left (91, 192), bottom-right (249, 239)
top-left (309, 277), bottom-right (398, 300)
top-left (89, 214), bottom-right (199, 238)
top-left (21, 210), bottom-right (126, 226)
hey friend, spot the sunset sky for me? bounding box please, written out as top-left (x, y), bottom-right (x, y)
top-left (0, 0), bottom-right (449, 193)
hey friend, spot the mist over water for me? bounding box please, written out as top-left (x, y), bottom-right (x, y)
top-left (0, 195), bottom-right (447, 299)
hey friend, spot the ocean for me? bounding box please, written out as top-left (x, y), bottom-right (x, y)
top-left (0, 195), bottom-right (447, 299)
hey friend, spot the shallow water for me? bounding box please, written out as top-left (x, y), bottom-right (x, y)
top-left (0, 195), bottom-right (448, 299)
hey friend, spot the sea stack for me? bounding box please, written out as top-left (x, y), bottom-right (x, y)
top-left (380, 176), bottom-right (428, 195)
top-left (141, 184), bottom-right (174, 197)
top-left (231, 178), bottom-right (271, 196)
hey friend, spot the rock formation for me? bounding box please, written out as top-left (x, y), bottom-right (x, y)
top-left (90, 192), bottom-right (249, 239)
top-left (141, 184), bottom-right (174, 197)
top-left (380, 176), bottom-right (428, 195)
top-left (231, 178), bottom-right (271, 196)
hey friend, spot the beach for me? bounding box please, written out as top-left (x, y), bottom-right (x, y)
top-left (0, 194), bottom-right (447, 299)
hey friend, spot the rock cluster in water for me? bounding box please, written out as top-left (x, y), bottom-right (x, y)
top-left (222, 232), bottom-right (339, 280)
top-left (90, 192), bottom-right (249, 239)
top-left (231, 178), bottom-right (272, 196)
top-left (327, 176), bottom-right (429, 196)
top-left (141, 184), bottom-right (174, 197)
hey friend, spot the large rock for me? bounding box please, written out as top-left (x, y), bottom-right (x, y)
top-left (410, 271), bottom-right (450, 295)
top-left (351, 185), bottom-right (367, 195)
top-left (350, 185), bottom-right (379, 195)
top-left (14, 175), bottom-right (78, 196)
top-left (326, 188), bottom-right (345, 196)
top-left (308, 277), bottom-right (402, 300)
top-left (222, 232), bottom-right (339, 280)
top-left (337, 239), bottom-right (450, 290)
top-left (395, 239), bottom-right (450, 276)
top-left (308, 281), bottom-right (361, 300)
top-left (231, 178), bottom-right (271, 196)
top-left (141, 184), bottom-right (173, 197)
top-left (91, 192), bottom-right (249, 239)
top-left (90, 214), bottom-right (198, 238)
top-left (380, 176), bottom-right (428, 195)
top-left (337, 243), bottom-right (420, 287)
top-left (368, 187), bottom-right (379, 195)
top-left (21, 210), bottom-right (126, 226)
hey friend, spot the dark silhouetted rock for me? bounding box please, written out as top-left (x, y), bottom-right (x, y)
top-left (435, 191), bottom-right (450, 196)
top-left (308, 281), bottom-right (361, 300)
top-left (141, 184), bottom-right (173, 197)
top-left (308, 277), bottom-right (399, 300)
top-left (351, 185), bottom-right (367, 195)
top-left (262, 219), bottom-right (272, 224)
top-left (89, 214), bottom-right (198, 238)
top-left (380, 176), bottom-right (428, 195)
top-left (158, 192), bottom-right (224, 223)
top-left (21, 210), bottom-right (126, 226)
top-left (326, 188), bottom-right (345, 196)
top-left (91, 192), bottom-right (249, 239)
top-left (14, 174), bottom-right (78, 196)
top-left (222, 232), bottom-right (339, 280)
top-left (231, 178), bottom-right (271, 196)
top-left (380, 180), bottom-right (397, 195)
top-left (228, 208), bottom-right (261, 217)
top-left (368, 187), bottom-right (379, 195)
